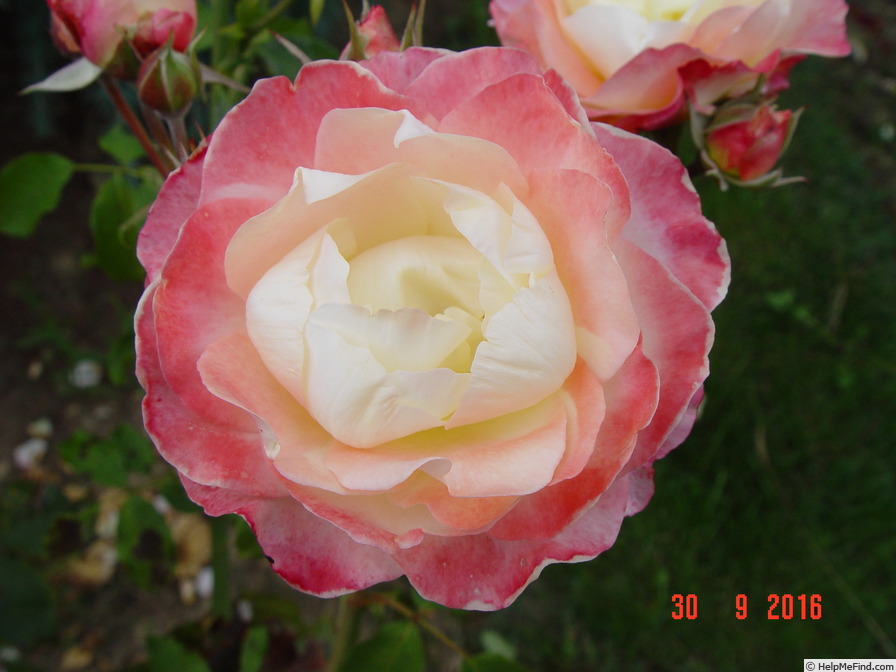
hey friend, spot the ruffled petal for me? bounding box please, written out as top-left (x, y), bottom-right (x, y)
top-left (593, 124), bottom-right (730, 310)
top-left (181, 478), bottom-right (404, 596)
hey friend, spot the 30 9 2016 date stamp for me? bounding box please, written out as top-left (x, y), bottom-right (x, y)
top-left (670, 593), bottom-right (823, 620)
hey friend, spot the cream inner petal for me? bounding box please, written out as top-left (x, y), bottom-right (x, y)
top-left (240, 140), bottom-right (578, 450)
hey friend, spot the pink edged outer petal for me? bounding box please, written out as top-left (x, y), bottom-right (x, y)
top-left (278, 481), bottom-right (434, 551)
top-left (439, 73), bottom-right (619, 182)
top-left (546, 358), bottom-right (607, 484)
top-left (180, 477), bottom-right (403, 597)
top-left (357, 47), bottom-right (448, 94)
top-left (688, 5), bottom-right (758, 55)
top-left (199, 63), bottom-right (415, 208)
top-left (715, 0), bottom-right (850, 62)
top-left (152, 197), bottom-right (272, 425)
top-left (489, 345), bottom-right (657, 541)
top-left (137, 145), bottom-right (206, 285)
top-left (136, 286), bottom-right (287, 498)
top-left (656, 386), bottom-right (703, 460)
top-left (198, 77), bottom-right (307, 207)
top-left (395, 477), bottom-right (630, 610)
top-left (196, 329), bottom-right (347, 494)
top-left (401, 47), bottom-right (543, 122)
top-left (490, 0), bottom-right (602, 97)
top-left (583, 43), bottom-right (704, 128)
top-left (525, 168), bottom-right (637, 379)
top-left (312, 107), bottom-right (528, 197)
top-left (623, 465), bottom-right (655, 516)
top-left (680, 57), bottom-right (769, 114)
top-left (542, 68), bottom-right (595, 132)
top-left (612, 238), bottom-right (715, 474)
top-left (593, 124), bottom-right (730, 311)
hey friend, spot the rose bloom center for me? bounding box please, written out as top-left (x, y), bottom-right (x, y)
top-left (224, 109), bottom-right (578, 452)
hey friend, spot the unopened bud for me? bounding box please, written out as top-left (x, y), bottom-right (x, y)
top-left (340, 5), bottom-right (401, 61)
top-left (137, 41), bottom-right (199, 117)
top-left (704, 102), bottom-right (798, 183)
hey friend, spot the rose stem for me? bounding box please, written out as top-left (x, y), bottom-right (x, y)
top-left (99, 75), bottom-right (170, 177)
top-left (326, 594), bottom-right (358, 672)
top-left (166, 114), bottom-right (190, 163)
top-left (210, 515), bottom-right (232, 619)
top-left (365, 593), bottom-right (470, 659)
top-left (140, 101), bottom-right (177, 162)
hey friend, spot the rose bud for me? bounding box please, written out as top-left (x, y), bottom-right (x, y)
top-left (46, 0), bottom-right (197, 79)
top-left (340, 4), bottom-right (402, 61)
top-left (137, 41), bottom-right (199, 117)
top-left (703, 102), bottom-right (801, 185)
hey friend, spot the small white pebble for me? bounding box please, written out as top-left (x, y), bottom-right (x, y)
top-left (27, 417), bottom-right (54, 439)
top-left (0, 645), bottom-right (22, 663)
top-left (195, 566), bottom-right (215, 600)
top-left (27, 360), bottom-right (43, 379)
top-left (70, 360), bottom-right (103, 389)
top-left (152, 494), bottom-right (172, 517)
top-left (236, 599), bottom-right (253, 623)
top-left (13, 437), bottom-right (48, 470)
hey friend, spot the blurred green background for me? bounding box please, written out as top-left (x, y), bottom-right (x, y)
top-left (1, 1), bottom-right (893, 670)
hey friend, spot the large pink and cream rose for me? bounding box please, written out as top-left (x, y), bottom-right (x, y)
top-left (136, 47), bottom-right (730, 609)
top-left (490, 0), bottom-right (850, 130)
top-left (47, 0), bottom-right (197, 77)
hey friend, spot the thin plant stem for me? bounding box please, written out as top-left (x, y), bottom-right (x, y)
top-left (141, 101), bottom-right (176, 161)
top-left (99, 75), bottom-right (170, 177)
top-left (210, 515), bottom-right (231, 620)
top-left (166, 115), bottom-right (190, 163)
top-left (73, 163), bottom-right (146, 178)
top-left (327, 594), bottom-right (357, 672)
top-left (364, 593), bottom-right (470, 659)
top-left (208, 0), bottom-right (231, 127)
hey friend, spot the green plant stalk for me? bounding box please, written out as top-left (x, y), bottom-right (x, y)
top-left (141, 101), bottom-right (177, 160)
top-left (166, 115), bottom-right (191, 162)
top-left (210, 515), bottom-right (231, 619)
top-left (208, 0), bottom-right (231, 128)
top-left (74, 163), bottom-right (147, 178)
top-left (100, 76), bottom-right (171, 177)
top-left (364, 593), bottom-right (470, 659)
top-left (327, 594), bottom-right (357, 672)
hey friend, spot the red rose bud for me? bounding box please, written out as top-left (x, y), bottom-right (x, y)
top-left (705, 103), bottom-right (798, 183)
top-left (46, 0), bottom-right (196, 79)
top-left (340, 5), bottom-right (401, 60)
top-left (137, 42), bottom-right (198, 117)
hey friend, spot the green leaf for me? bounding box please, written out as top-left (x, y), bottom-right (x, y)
top-left (88, 173), bottom-right (158, 280)
top-left (147, 636), bottom-right (211, 672)
top-left (21, 57), bottom-right (102, 93)
top-left (340, 621), bottom-right (425, 672)
top-left (310, 0), bottom-right (325, 25)
top-left (0, 557), bottom-right (57, 647)
top-left (99, 125), bottom-right (146, 164)
top-left (461, 653), bottom-right (533, 672)
top-left (0, 152), bottom-right (74, 237)
top-left (117, 496), bottom-right (173, 587)
top-left (57, 425), bottom-right (155, 486)
top-left (239, 625), bottom-right (269, 672)
top-left (480, 631), bottom-right (517, 660)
